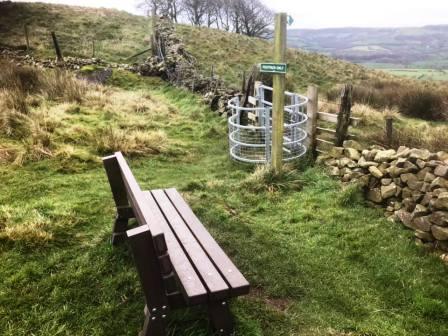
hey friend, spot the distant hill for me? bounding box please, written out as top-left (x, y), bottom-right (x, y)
top-left (288, 26), bottom-right (448, 69)
top-left (0, 2), bottom-right (385, 91)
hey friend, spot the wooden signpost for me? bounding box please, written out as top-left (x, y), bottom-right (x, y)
top-left (266, 13), bottom-right (288, 173)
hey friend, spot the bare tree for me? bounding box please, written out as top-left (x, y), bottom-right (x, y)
top-left (137, 0), bottom-right (160, 16)
top-left (160, 0), bottom-right (182, 22)
top-left (237, 0), bottom-right (273, 37)
top-left (138, 0), bottom-right (273, 38)
top-left (181, 0), bottom-right (208, 26)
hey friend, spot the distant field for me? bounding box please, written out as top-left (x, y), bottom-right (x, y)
top-left (380, 68), bottom-right (448, 81)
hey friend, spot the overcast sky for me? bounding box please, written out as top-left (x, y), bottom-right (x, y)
top-left (13, 0), bottom-right (448, 29)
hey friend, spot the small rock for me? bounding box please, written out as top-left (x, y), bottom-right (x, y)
top-left (395, 210), bottom-right (413, 228)
top-left (396, 146), bottom-right (411, 158)
top-left (434, 165), bottom-right (448, 178)
top-left (416, 167), bottom-right (433, 180)
top-left (413, 204), bottom-right (429, 218)
top-left (329, 147), bottom-right (344, 158)
top-left (369, 166), bottom-right (384, 178)
top-left (430, 177), bottom-right (448, 191)
top-left (436, 151), bottom-right (448, 161)
top-left (409, 148), bottom-right (431, 161)
top-left (367, 188), bottom-right (383, 203)
top-left (381, 183), bottom-right (397, 199)
top-left (374, 149), bottom-right (396, 163)
top-left (401, 173), bottom-right (417, 184)
top-left (344, 148), bottom-right (361, 161)
top-left (433, 192), bottom-right (448, 210)
top-left (412, 216), bottom-right (432, 232)
top-left (358, 156), bottom-right (379, 168)
top-left (381, 178), bottom-right (392, 186)
top-left (403, 198), bottom-right (416, 212)
top-left (415, 230), bottom-right (435, 242)
top-left (429, 211), bottom-right (448, 227)
top-left (343, 140), bottom-right (363, 151)
top-left (424, 172), bottom-right (436, 183)
top-left (416, 159), bottom-right (426, 170)
top-left (431, 225), bottom-right (448, 241)
top-left (329, 166), bottom-right (340, 176)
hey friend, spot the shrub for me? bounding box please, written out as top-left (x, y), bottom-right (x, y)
top-left (399, 89), bottom-right (446, 121)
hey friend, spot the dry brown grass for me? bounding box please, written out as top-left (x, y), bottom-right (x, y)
top-left (0, 206), bottom-right (53, 243)
top-left (95, 128), bottom-right (168, 156)
top-left (326, 79), bottom-right (448, 121)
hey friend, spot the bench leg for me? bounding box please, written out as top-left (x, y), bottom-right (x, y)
top-left (111, 215), bottom-right (129, 245)
top-left (111, 206), bottom-right (134, 245)
top-left (208, 300), bottom-right (234, 335)
top-left (140, 311), bottom-right (167, 336)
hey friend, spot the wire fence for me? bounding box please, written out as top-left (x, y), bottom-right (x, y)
top-left (228, 85), bottom-right (308, 164)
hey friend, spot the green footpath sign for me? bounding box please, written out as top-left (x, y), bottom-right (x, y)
top-left (259, 63), bottom-right (287, 74)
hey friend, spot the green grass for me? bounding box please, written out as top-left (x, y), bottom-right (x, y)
top-left (0, 71), bottom-right (447, 336)
top-left (0, 2), bottom-right (383, 92)
top-left (0, 2), bottom-right (150, 62)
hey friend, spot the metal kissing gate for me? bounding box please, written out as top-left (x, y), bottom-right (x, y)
top-left (228, 85), bottom-right (308, 164)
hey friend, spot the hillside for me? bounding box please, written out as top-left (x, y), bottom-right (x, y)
top-left (0, 2), bottom-right (383, 91)
top-left (289, 26), bottom-right (448, 69)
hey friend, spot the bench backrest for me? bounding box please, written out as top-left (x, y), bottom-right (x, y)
top-left (103, 152), bottom-right (167, 252)
top-left (103, 152), bottom-right (174, 310)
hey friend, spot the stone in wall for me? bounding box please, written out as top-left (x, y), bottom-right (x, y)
top-left (320, 141), bottom-right (448, 257)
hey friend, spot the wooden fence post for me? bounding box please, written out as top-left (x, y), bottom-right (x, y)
top-left (271, 13), bottom-right (287, 173)
top-left (385, 116), bottom-right (394, 148)
top-left (91, 39), bottom-right (95, 58)
top-left (24, 24), bottom-right (30, 51)
top-left (306, 85), bottom-right (319, 156)
top-left (151, 7), bottom-right (158, 57)
top-left (335, 84), bottom-right (353, 147)
top-left (51, 31), bottom-right (64, 63)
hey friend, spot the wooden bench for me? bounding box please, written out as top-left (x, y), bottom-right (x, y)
top-left (103, 152), bottom-right (250, 336)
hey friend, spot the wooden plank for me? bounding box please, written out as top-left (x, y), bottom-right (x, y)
top-left (151, 190), bottom-right (230, 301)
top-left (316, 138), bottom-right (334, 145)
top-left (142, 191), bottom-right (208, 305)
top-left (316, 126), bottom-right (336, 134)
top-left (113, 152), bottom-right (167, 254)
top-left (165, 188), bottom-right (250, 297)
top-left (318, 112), bottom-right (360, 126)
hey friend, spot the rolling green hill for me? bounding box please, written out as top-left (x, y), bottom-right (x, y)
top-left (289, 26), bottom-right (448, 70)
top-left (0, 1), bottom-right (384, 91)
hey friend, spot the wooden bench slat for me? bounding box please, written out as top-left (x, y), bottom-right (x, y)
top-left (165, 188), bottom-right (250, 297)
top-left (113, 152), bottom-right (167, 254)
top-left (151, 189), bottom-right (230, 301)
top-left (142, 191), bottom-right (208, 305)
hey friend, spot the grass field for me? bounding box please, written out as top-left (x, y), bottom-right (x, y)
top-left (381, 69), bottom-right (448, 81)
top-left (1, 69), bottom-right (447, 336)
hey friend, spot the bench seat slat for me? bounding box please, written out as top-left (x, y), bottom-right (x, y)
top-left (142, 191), bottom-right (208, 305)
top-left (165, 188), bottom-right (250, 297)
top-left (151, 190), bottom-right (230, 301)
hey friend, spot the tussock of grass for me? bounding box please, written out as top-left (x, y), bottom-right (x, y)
top-left (95, 128), bottom-right (168, 156)
top-left (241, 165), bottom-right (303, 193)
top-left (0, 206), bottom-right (53, 243)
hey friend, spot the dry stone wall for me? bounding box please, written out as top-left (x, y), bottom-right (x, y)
top-left (320, 141), bottom-right (448, 254)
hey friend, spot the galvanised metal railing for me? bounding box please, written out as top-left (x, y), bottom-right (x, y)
top-left (228, 85), bottom-right (308, 164)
